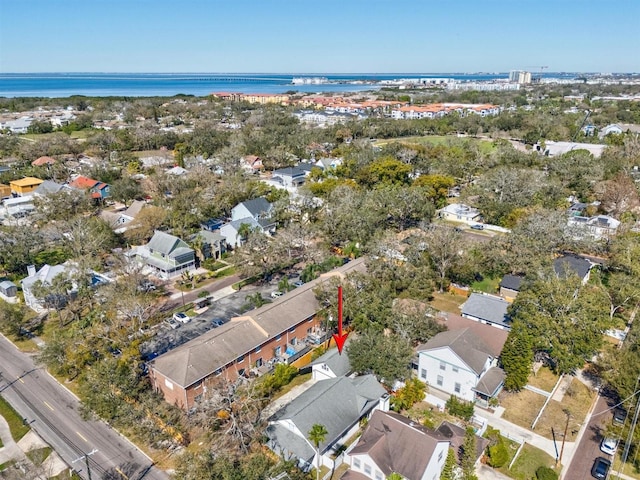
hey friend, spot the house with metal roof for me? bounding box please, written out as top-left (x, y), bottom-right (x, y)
top-left (416, 327), bottom-right (507, 406)
top-left (460, 293), bottom-right (511, 330)
top-left (0, 280), bottom-right (18, 304)
top-left (134, 230), bottom-right (195, 279)
top-left (265, 375), bottom-right (389, 472)
top-left (344, 410), bottom-right (449, 480)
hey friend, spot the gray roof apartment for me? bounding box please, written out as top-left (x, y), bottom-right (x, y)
top-left (267, 375), bottom-right (386, 453)
top-left (349, 410), bottom-right (448, 480)
top-left (150, 257), bottom-right (367, 389)
top-left (461, 293), bottom-right (511, 329)
top-left (417, 328), bottom-right (498, 375)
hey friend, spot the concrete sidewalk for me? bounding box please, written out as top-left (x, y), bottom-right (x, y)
top-left (263, 378), bottom-right (318, 418)
top-left (0, 412), bottom-right (25, 464)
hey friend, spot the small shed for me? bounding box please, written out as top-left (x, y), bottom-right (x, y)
top-left (0, 280), bottom-right (18, 303)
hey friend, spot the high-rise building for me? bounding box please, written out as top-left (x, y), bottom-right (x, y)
top-left (509, 70), bottom-right (532, 84)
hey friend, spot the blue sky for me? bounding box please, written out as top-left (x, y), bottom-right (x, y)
top-left (1, 0), bottom-right (638, 73)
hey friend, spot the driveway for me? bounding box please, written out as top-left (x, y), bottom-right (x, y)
top-left (563, 393), bottom-right (612, 480)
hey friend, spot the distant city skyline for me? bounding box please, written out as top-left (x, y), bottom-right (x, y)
top-left (1, 0), bottom-right (639, 73)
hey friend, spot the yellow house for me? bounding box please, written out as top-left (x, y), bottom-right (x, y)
top-left (9, 177), bottom-right (44, 196)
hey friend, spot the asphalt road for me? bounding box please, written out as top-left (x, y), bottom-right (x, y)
top-left (564, 394), bottom-right (611, 480)
top-left (0, 334), bottom-right (169, 480)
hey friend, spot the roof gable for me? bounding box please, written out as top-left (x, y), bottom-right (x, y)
top-left (417, 328), bottom-right (494, 374)
top-left (239, 197), bottom-right (272, 217)
top-left (553, 254), bottom-right (593, 280)
top-left (146, 231), bottom-right (190, 256)
top-left (350, 410), bottom-right (446, 479)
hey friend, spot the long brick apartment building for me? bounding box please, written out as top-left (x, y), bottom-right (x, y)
top-left (149, 257), bottom-right (366, 409)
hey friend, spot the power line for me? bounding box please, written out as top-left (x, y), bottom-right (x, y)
top-left (591, 388), bottom-right (640, 418)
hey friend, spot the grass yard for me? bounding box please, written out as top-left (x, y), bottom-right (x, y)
top-left (271, 373), bottom-right (312, 401)
top-left (528, 366), bottom-right (560, 393)
top-left (471, 275), bottom-right (500, 294)
top-left (374, 135), bottom-right (496, 154)
top-left (500, 389), bottom-right (546, 430)
top-left (0, 396), bottom-right (30, 442)
top-left (508, 443), bottom-right (558, 480)
top-left (534, 378), bottom-right (595, 441)
top-left (429, 291), bottom-right (467, 314)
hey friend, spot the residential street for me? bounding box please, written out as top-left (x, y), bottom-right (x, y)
top-left (0, 334), bottom-right (169, 480)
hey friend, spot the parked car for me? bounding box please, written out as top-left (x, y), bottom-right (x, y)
top-left (165, 318), bottom-right (180, 329)
top-left (138, 281), bottom-right (157, 292)
top-left (613, 407), bottom-right (628, 425)
top-left (600, 437), bottom-right (618, 456)
top-left (293, 280), bottom-right (304, 288)
top-left (271, 291), bottom-right (284, 298)
top-left (591, 457), bottom-right (611, 479)
top-left (470, 224), bottom-right (484, 230)
top-left (211, 319), bottom-right (225, 328)
top-left (173, 312), bottom-right (191, 324)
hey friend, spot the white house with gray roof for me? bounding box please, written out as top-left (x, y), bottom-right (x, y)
top-left (221, 197), bottom-right (276, 248)
top-left (309, 344), bottom-right (352, 381)
top-left (417, 328), bottom-right (506, 405)
top-left (439, 203), bottom-right (482, 224)
top-left (133, 230), bottom-right (195, 279)
top-left (460, 293), bottom-right (511, 330)
top-left (266, 375), bottom-right (389, 472)
top-left (231, 197), bottom-right (273, 223)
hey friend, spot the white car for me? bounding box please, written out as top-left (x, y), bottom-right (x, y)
top-left (173, 312), bottom-right (191, 324)
top-left (271, 291), bottom-right (284, 299)
top-left (600, 437), bottom-right (618, 456)
top-left (165, 318), bottom-right (180, 329)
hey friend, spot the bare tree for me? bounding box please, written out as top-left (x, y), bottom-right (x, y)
top-left (422, 225), bottom-right (464, 293)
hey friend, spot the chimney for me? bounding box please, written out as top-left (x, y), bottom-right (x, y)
top-left (27, 265), bottom-right (36, 277)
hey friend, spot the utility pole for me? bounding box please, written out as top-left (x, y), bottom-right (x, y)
top-left (72, 449), bottom-right (98, 480)
top-left (558, 410), bottom-right (571, 467)
top-left (619, 377), bottom-right (640, 478)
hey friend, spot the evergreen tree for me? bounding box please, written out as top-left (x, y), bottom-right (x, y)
top-left (461, 427), bottom-right (478, 480)
top-left (501, 320), bottom-right (533, 391)
top-left (440, 448), bottom-right (457, 480)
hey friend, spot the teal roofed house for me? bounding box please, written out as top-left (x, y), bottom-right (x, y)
top-left (138, 231), bottom-right (196, 279)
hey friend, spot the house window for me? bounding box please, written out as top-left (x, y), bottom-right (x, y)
top-left (454, 382), bottom-right (461, 393)
top-left (289, 327), bottom-right (296, 333)
top-left (353, 458), bottom-right (361, 469)
top-left (291, 337), bottom-right (297, 345)
top-left (437, 375), bottom-right (443, 387)
top-left (307, 327), bottom-right (312, 335)
top-left (255, 358), bottom-right (263, 368)
top-left (452, 366), bottom-right (459, 373)
top-left (237, 355), bottom-right (244, 363)
top-left (255, 346), bottom-right (261, 353)
top-left (438, 450), bottom-right (444, 462)
top-left (276, 334), bottom-right (282, 341)
top-left (215, 369), bottom-right (222, 376)
top-left (364, 464), bottom-right (372, 475)
top-left (375, 472), bottom-right (383, 480)
top-left (274, 346), bottom-right (282, 356)
top-left (439, 362), bottom-right (446, 371)
top-left (420, 368), bottom-right (427, 379)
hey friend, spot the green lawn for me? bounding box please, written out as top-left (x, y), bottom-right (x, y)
top-left (471, 275), bottom-right (500, 294)
top-left (374, 134), bottom-right (496, 153)
top-left (0, 396), bottom-right (30, 442)
top-left (508, 443), bottom-right (558, 480)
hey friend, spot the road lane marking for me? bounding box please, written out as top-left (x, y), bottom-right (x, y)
top-left (76, 431), bottom-right (88, 442)
top-left (43, 401), bottom-right (54, 411)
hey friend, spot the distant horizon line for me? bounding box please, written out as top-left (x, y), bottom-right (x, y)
top-left (2, 71), bottom-right (635, 75)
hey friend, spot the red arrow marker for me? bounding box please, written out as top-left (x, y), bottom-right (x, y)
top-left (332, 285), bottom-right (348, 354)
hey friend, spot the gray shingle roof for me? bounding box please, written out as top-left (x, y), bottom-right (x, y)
top-left (461, 293), bottom-right (510, 328)
top-left (417, 328), bottom-right (494, 375)
top-left (553, 254), bottom-right (593, 280)
top-left (436, 421), bottom-right (489, 463)
top-left (267, 375), bottom-right (386, 453)
top-left (499, 274), bottom-right (524, 291)
top-left (474, 367), bottom-right (506, 397)
top-left (241, 197), bottom-right (272, 218)
top-left (34, 180), bottom-right (65, 195)
top-left (309, 343), bottom-right (352, 377)
top-left (349, 410), bottom-right (447, 479)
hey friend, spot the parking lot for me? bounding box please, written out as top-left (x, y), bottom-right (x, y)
top-left (140, 275), bottom-right (303, 360)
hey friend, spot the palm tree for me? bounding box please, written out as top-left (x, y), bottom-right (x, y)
top-left (278, 277), bottom-right (292, 292)
top-left (308, 423), bottom-right (328, 480)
